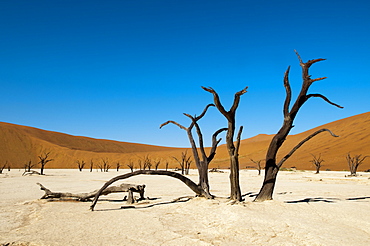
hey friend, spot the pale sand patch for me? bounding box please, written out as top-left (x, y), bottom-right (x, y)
top-left (1, 169), bottom-right (369, 245)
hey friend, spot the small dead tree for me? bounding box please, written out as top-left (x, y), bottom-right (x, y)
top-left (154, 160), bottom-right (161, 170)
top-left (202, 87), bottom-right (247, 201)
top-left (116, 162), bottom-right (121, 172)
top-left (254, 51), bottom-right (342, 202)
top-left (77, 160), bottom-right (86, 172)
top-left (89, 160), bottom-right (94, 172)
top-left (310, 154), bottom-right (324, 174)
top-left (0, 162), bottom-right (6, 174)
top-left (99, 158), bottom-right (111, 172)
top-left (165, 161), bottom-right (169, 171)
top-left (38, 151), bottom-right (54, 175)
top-left (172, 151), bottom-right (192, 175)
top-left (137, 160), bottom-right (143, 170)
top-left (250, 159), bottom-right (263, 175)
top-left (143, 155), bottom-right (152, 170)
top-left (161, 103), bottom-right (226, 198)
top-left (24, 160), bottom-right (35, 172)
top-left (126, 160), bottom-right (135, 172)
top-left (346, 153), bottom-right (369, 176)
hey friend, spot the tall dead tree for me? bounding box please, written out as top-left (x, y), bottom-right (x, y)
top-left (202, 87), bottom-right (247, 201)
top-left (161, 104), bottom-right (226, 198)
top-left (346, 153), bottom-right (369, 176)
top-left (310, 153), bottom-right (324, 174)
top-left (254, 51), bottom-right (343, 202)
top-left (38, 151), bottom-right (54, 175)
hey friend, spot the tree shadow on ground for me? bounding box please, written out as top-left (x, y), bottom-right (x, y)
top-left (94, 196), bottom-right (192, 211)
top-left (285, 197), bottom-right (339, 203)
top-left (285, 196), bottom-right (370, 203)
top-left (242, 192), bottom-right (258, 198)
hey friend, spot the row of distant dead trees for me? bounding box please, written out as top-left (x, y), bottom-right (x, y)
top-left (2, 150), bottom-right (366, 178)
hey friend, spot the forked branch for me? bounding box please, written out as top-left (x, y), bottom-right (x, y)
top-left (277, 128), bottom-right (339, 168)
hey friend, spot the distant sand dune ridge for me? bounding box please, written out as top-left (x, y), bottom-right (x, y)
top-left (0, 112), bottom-right (369, 171)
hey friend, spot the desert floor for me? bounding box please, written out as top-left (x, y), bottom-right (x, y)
top-left (1, 169), bottom-right (369, 246)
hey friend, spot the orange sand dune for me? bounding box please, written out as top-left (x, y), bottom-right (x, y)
top-left (214, 111), bottom-right (370, 171)
top-left (0, 111), bottom-right (369, 171)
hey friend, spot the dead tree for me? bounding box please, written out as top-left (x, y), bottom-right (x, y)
top-left (346, 153), bottom-right (369, 176)
top-left (143, 155), bottom-right (152, 170)
top-left (137, 160), bottom-right (143, 170)
top-left (202, 87), bottom-right (247, 201)
top-left (90, 170), bottom-right (209, 211)
top-left (77, 160), bottom-right (86, 171)
top-left (0, 162), bottom-right (6, 174)
top-left (116, 162), bottom-right (121, 172)
top-left (161, 103), bottom-right (226, 198)
top-left (37, 182), bottom-right (145, 204)
top-left (310, 154), bottom-right (324, 174)
top-left (154, 160), bottom-right (160, 170)
top-left (172, 151), bottom-right (192, 175)
top-left (90, 160), bottom-right (94, 172)
top-left (250, 159), bottom-right (263, 175)
top-left (126, 160), bottom-right (135, 172)
top-left (254, 51), bottom-right (342, 202)
top-left (24, 160), bottom-right (35, 172)
top-left (165, 161), bottom-right (169, 171)
top-left (38, 151), bottom-right (54, 175)
top-left (98, 158), bottom-right (111, 172)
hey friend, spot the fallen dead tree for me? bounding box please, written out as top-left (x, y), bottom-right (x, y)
top-left (37, 182), bottom-right (146, 203)
top-left (90, 170), bottom-right (207, 211)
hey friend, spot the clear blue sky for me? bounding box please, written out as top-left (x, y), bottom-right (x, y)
top-left (1, 0), bottom-right (369, 147)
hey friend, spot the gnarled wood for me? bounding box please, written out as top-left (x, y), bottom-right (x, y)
top-left (90, 170), bottom-right (206, 211)
top-left (37, 182), bottom-right (145, 203)
top-left (161, 103), bottom-right (226, 198)
top-left (202, 86), bottom-right (247, 201)
top-left (255, 51), bottom-right (343, 202)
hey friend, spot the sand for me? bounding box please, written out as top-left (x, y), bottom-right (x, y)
top-left (1, 169), bottom-right (369, 245)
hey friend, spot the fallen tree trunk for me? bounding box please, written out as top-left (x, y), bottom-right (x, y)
top-left (37, 182), bottom-right (146, 203)
top-left (90, 170), bottom-right (206, 211)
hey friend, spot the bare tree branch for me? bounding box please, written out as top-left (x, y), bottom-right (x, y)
top-left (235, 126), bottom-right (243, 156)
top-left (230, 87), bottom-right (248, 113)
top-left (283, 66), bottom-right (292, 118)
top-left (277, 129), bottom-right (339, 168)
top-left (201, 86), bottom-right (228, 116)
top-left (306, 94), bottom-right (344, 108)
top-left (160, 120), bottom-right (187, 130)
